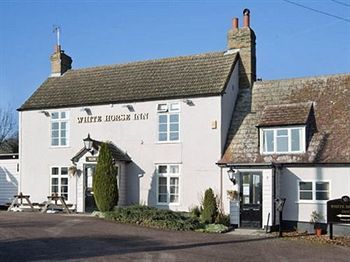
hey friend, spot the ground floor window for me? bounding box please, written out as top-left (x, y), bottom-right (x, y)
top-left (156, 164), bottom-right (180, 204)
top-left (51, 167), bottom-right (68, 200)
top-left (299, 181), bottom-right (329, 201)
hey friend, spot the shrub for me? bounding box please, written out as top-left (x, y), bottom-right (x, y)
top-left (189, 205), bottom-right (201, 218)
top-left (200, 188), bottom-right (218, 224)
top-left (93, 143), bottom-right (118, 212)
top-left (103, 205), bottom-right (200, 231)
top-left (215, 213), bottom-right (230, 226)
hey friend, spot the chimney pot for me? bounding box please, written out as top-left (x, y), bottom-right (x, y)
top-left (54, 44), bottom-right (61, 53)
top-left (233, 18), bottom-right (239, 30)
top-left (243, 8), bottom-right (250, 27)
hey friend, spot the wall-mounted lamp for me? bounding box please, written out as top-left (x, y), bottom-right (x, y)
top-left (39, 110), bottom-right (50, 117)
top-left (83, 134), bottom-right (94, 152)
top-left (81, 107), bottom-right (92, 115)
top-left (227, 167), bottom-right (239, 185)
top-left (123, 104), bottom-right (135, 112)
top-left (183, 99), bottom-right (195, 106)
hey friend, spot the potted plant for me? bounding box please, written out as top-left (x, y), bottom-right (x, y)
top-left (310, 210), bottom-right (323, 236)
top-left (227, 190), bottom-right (239, 201)
top-left (68, 165), bottom-right (77, 176)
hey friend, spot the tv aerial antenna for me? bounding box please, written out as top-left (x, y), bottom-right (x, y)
top-left (53, 25), bottom-right (61, 46)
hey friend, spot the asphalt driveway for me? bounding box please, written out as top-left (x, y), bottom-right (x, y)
top-left (0, 212), bottom-right (349, 261)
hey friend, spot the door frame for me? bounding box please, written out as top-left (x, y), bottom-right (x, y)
top-left (239, 171), bottom-right (263, 228)
top-left (83, 163), bottom-right (97, 212)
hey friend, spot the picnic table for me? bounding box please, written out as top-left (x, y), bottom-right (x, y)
top-left (7, 192), bottom-right (35, 212)
top-left (41, 194), bottom-right (71, 214)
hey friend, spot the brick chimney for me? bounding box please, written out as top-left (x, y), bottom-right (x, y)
top-left (227, 9), bottom-right (256, 88)
top-left (50, 44), bottom-right (72, 77)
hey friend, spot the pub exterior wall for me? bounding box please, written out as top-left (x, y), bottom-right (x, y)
top-left (279, 166), bottom-right (350, 223)
top-left (19, 68), bottom-right (239, 212)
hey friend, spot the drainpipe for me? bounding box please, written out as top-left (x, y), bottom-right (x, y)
top-left (220, 167), bottom-right (223, 211)
top-left (272, 164), bottom-right (277, 227)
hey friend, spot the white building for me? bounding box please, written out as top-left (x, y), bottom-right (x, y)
top-left (0, 154), bottom-right (19, 206)
top-left (18, 16), bottom-right (245, 213)
top-left (18, 10), bottom-right (350, 234)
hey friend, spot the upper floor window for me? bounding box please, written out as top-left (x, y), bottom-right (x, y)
top-left (157, 103), bottom-right (180, 142)
top-left (51, 111), bottom-right (69, 146)
top-left (261, 126), bottom-right (305, 154)
top-left (299, 181), bottom-right (329, 201)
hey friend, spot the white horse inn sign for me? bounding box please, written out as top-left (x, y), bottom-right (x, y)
top-left (77, 113), bottom-right (149, 124)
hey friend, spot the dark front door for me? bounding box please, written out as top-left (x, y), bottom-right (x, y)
top-left (84, 164), bottom-right (97, 212)
top-left (240, 172), bottom-right (262, 228)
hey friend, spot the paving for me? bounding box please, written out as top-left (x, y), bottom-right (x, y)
top-left (0, 212), bottom-right (349, 261)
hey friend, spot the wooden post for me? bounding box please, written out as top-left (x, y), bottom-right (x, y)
top-left (329, 223), bottom-right (333, 240)
top-left (279, 211), bottom-right (283, 237)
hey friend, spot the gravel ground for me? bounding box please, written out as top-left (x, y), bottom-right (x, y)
top-left (1, 212), bottom-right (350, 261)
top-left (279, 231), bottom-right (350, 247)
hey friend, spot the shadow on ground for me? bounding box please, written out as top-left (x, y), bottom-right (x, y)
top-left (0, 235), bottom-right (273, 261)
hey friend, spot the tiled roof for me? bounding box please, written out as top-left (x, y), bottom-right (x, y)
top-left (221, 73), bottom-right (350, 164)
top-left (71, 140), bottom-right (131, 164)
top-left (257, 102), bottom-right (312, 127)
top-left (19, 51), bottom-right (238, 111)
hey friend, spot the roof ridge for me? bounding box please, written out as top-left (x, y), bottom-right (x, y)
top-left (254, 72), bottom-right (350, 85)
top-left (65, 50), bottom-right (227, 74)
top-left (265, 102), bottom-right (313, 108)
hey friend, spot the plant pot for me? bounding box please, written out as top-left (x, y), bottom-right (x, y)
top-left (315, 228), bottom-right (322, 237)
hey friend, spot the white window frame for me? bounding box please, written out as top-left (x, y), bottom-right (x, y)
top-left (156, 164), bottom-right (180, 205)
top-left (260, 126), bottom-right (305, 154)
top-left (50, 111), bottom-right (70, 147)
top-left (50, 167), bottom-right (69, 200)
top-left (157, 102), bottom-right (180, 143)
top-left (298, 180), bottom-right (330, 203)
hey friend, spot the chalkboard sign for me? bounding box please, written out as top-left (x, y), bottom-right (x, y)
top-left (327, 196), bottom-right (350, 224)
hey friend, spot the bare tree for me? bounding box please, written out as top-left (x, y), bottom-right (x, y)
top-left (0, 106), bottom-right (17, 153)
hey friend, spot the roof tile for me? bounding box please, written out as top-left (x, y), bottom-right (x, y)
top-left (19, 51), bottom-right (237, 111)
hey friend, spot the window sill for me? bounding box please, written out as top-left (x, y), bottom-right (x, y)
top-left (50, 145), bottom-right (71, 149)
top-left (261, 151), bottom-right (305, 155)
top-left (295, 201), bottom-right (327, 205)
top-left (156, 141), bottom-right (181, 145)
top-left (157, 202), bottom-right (180, 206)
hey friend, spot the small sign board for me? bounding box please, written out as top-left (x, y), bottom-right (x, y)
top-left (86, 156), bottom-right (98, 162)
top-left (327, 196), bottom-right (350, 224)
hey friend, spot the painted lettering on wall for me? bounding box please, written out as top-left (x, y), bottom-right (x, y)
top-left (77, 113), bottom-right (149, 124)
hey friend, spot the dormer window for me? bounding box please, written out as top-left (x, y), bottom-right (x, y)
top-left (260, 126), bottom-right (305, 154)
top-left (257, 102), bottom-right (313, 155)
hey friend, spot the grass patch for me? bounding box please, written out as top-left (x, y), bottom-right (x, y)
top-left (196, 224), bottom-right (229, 233)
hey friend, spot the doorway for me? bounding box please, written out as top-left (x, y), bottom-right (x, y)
top-left (84, 164), bottom-right (97, 212)
top-left (240, 172), bottom-right (262, 228)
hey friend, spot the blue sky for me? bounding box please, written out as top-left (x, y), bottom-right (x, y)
top-left (0, 0), bottom-right (349, 112)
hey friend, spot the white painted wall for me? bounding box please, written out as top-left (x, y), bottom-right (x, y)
top-left (279, 166), bottom-right (350, 223)
top-left (19, 69), bottom-right (239, 212)
top-left (0, 157), bottom-right (19, 205)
